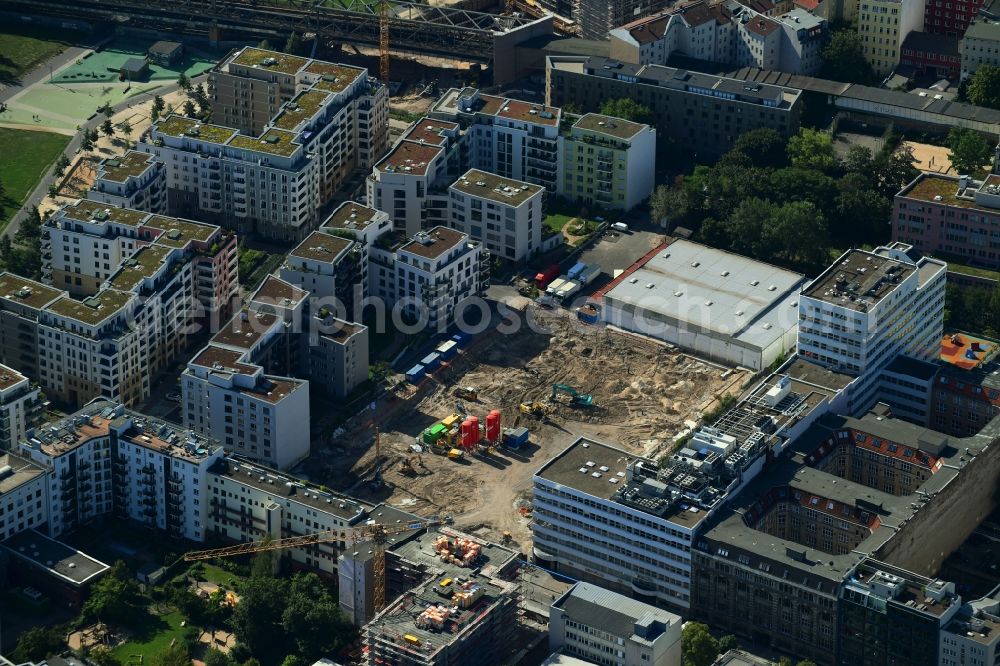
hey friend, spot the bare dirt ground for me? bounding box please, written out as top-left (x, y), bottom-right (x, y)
top-left (903, 140), bottom-right (957, 175)
top-left (310, 308), bottom-right (749, 551)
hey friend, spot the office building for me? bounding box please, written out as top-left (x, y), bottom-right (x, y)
top-left (610, 1), bottom-right (828, 75)
top-left (0, 451), bottom-right (48, 541)
top-left (546, 56), bottom-right (802, 157)
top-left (857, 0), bottom-right (928, 77)
top-left (894, 172), bottom-right (1000, 269)
top-left (18, 400), bottom-right (222, 540)
top-left (960, 18), bottom-right (1000, 78)
top-left (549, 582), bottom-right (683, 666)
top-left (0, 365), bottom-right (44, 451)
top-left (797, 243), bottom-right (947, 414)
top-left (602, 240), bottom-right (806, 370)
top-left (940, 585), bottom-right (1000, 666)
top-left (140, 47), bottom-right (388, 241)
top-left (87, 150), bottom-right (167, 214)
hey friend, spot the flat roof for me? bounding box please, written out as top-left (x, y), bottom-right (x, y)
top-left (156, 116), bottom-right (237, 144)
top-left (376, 140), bottom-right (443, 176)
top-left (603, 240), bottom-right (805, 350)
top-left (898, 173), bottom-right (979, 209)
top-left (62, 200), bottom-right (150, 227)
top-left (399, 227), bottom-right (467, 260)
top-left (323, 202), bottom-right (384, 231)
top-left (572, 113), bottom-right (646, 140)
top-left (0, 451), bottom-right (45, 496)
top-left (404, 118), bottom-right (459, 146)
top-left (46, 290), bottom-right (133, 326)
top-left (289, 231), bottom-right (353, 264)
top-left (230, 47), bottom-right (309, 75)
top-left (552, 582), bottom-right (679, 640)
top-left (143, 214), bottom-right (218, 248)
top-left (0, 364), bottom-right (28, 391)
top-left (229, 128), bottom-right (299, 157)
top-left (305, 61), bottom-right (365, 93)
top-left (251, 275), bottom-right (307, 307)
top-left (451, 169), bottom-right (542, 207)
top-left (784, 357), bottom-right (855, 391)
top-left (118, 416), bottom-right (219, 463)
top-left (802, 249), bottom-right (914, 312)
top-left (2, 529), bottom-right (110, 585)
top-left (107, 244), bottom-right (173, 291)
top-left (97, 151), bottom-right (156, 183)
top-left (0, 273), bottom-right (63, 311)
top-left (189, 345), bottom-right (259, 376)
top-left (212, 310), bottom-right (281, 350)
top-left (272, 89), bottom-right (331, 130)
top-left (391, 527), bottom-right (519, 579)
top-left (497, 97), bottom-right (560, 125)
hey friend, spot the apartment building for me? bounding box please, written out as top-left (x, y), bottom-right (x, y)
top-left (0, 451), bottom-right (48, 541)
top-left (367, 138), bottom-right (453, 237)
top-left (900, 31), bottom-right (961, 78)
top-left (960, 17), bottom-right (1000, 78)
top-left (930, 356), bottom-right (1000, 436)
top-left (435, 169), bottom-right (545, 262)
top-left (279, 229), bottom-right (365, 315)
top-left (140, 47), bottom-right (388, 241)
top-left (925, 0), bottom-right (984, 34)
top-left (546, 56), bottom-right (802, 157)
top-left (797, 243), bottom-right (946, 414)
top-left (610, 1), bottom-right (828, 75)
top-left (320, 202), bottom-right (393, 303)
top-left (369, 226), bottom-right (489, 330)
top-left (549, 582), bottom-right (683, 666)
top-left (561, 114), bottom-right (656, 211)
top-left (857, 0), bottom-right (928, 77)
top-left (18, 400), bottom-right (222, 540)
top-left (0, 274), bottom-right (64, 382)
top-left (43, 200), bottom-right (238, 324)
top-left (87, 151), bottom-right (167, 214)
top-left (532, 0), bottom-right (669, 40)
top-left (0, 365), bottom-right (44, 451)
top-left (940, 586), bottom-right (1000, 666)
top-left (895, 172), bottom-right (1000, 270)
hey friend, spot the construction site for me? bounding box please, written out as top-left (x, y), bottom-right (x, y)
top-left (312, 309), bottom-right (751, 551)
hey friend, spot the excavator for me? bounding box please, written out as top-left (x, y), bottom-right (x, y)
top-left (551, 383), bottom-right (594, 407)
top-left (519, 401), bottom-right (552, 417)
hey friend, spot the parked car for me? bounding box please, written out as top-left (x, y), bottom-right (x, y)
top-left (166, 392), bottom-right (181, 402)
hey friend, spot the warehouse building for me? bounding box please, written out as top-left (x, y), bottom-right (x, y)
top-left (601, 240), bottom-right (806, 370)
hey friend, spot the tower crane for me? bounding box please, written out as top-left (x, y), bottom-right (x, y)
top-left (379, 0), bottom-right (390, 84)
top-left (183, 518), bottom-right (442, 612)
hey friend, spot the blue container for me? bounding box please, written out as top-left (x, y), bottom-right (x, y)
top-left (577, 306), bottom-right (599, 324)
top-left (421, 353), bottom-right (441, 371)
top-left (437, 340), bottom-right (458, 360)
top-left (503, 426), bottom-right (530, 449)
top-left (567, 262), bottom-right (587, 279)
top-left (405, 364), bottom-right (425, 384)
top-left (452, 331), bottom-right (472, 346)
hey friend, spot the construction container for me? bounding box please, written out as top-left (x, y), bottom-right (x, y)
top-left (403, 634), bottom-right (421, 645)
top-left (422, 423), bottom-right (447, 446)
top-left (461, 417), bottom-right (479, 449)
top-left (503, 426), bottom-right (529, 449)
top-left (405, 364), bottom-right (425, 384)
top-left (451, 331), bottom-right (472, 347)
top-left (567, 262), bottom-right (587, 280)
top-left (442, 413), bottom-right (463, 429)
top-left (421, 352), bottom-right (441, 371)
top-left (437, 340), bottom-right (458, 359)
top-left (448, 448), bottom-right (464, 459)
top-left (486, 410), bottom-right (501, 442)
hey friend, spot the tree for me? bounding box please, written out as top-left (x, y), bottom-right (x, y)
top-left (48, 184), bottom-right (60, 199)
top-left (787, 128), bottom-right (835, 172)
top-left (285, 32), bottom-right (302, 55)
top-left (765, 167), bottom-right (837, 212)
top-left (650, 184), bottom-right (689, 230)
top-left (820, 29), bottom-right (877, 85)
top-left (280, 656), bottom-right (303, 666)
top-left (281, 573), bottom-right (354, 661)
top-left (681, 622), bottom-right (720, 666)
top-left (836, 174), bottom-right (890, 244)
top-left (82, 560), bottom-right (142, 624)
top-left (89, 647), bottom-right (122, 666)
top-left (150, 106), bottom-right (159, 123)
top-left (258, 39), bottom-right (272, 50)
top-left (10, 626), bottom-right (65, 662)
top-left (101, 118), bottom-right (115, 137)
top-left (599, 98), bottom-right (652, 124)
top-left (947, 127), bottom-right (993, 175)
top-left (718, 634), bottom-right (738, 653)
top-left (730, 127), bottom-right (788, 169)
top-left (87, 127), bottom-right (100, 144)
top-left (99, 102), bottom-right (114, 118)
top-left (231, 575), bottom-right (289, 657)
top-left (153, 94), bottom-right (166, 114)
top-left (81, 131), bottom-right (94, 151)
top-left (764, 201), bottom-right (829, 267)
top-left (56, 153), bottom-right (71, 173)
top-left (120, 120), bottom-right (133, 142)
top-left (967, 64), bottom-right (1000, 109)
top-left (177, 71), bottom-right (191, 91)
top-left (204, 649), bottom-right (234, 666)
top-left (153, 643), bottom-right (189, 666)
top-left (796, 661), bottom-right (819, 666)
top-left (183, 100), bottom-right (197, 118)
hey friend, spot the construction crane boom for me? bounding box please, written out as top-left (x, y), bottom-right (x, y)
top-left (379, 0), bottom-right (390, 83)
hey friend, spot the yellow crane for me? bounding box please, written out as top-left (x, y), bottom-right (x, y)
top-left (184, 518), bottom-right (441, 612)
top-left (379, 0), bottom-right (390, 83)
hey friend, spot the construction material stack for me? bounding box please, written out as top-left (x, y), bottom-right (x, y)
top-left (432, 535), bottom-right (482, 566)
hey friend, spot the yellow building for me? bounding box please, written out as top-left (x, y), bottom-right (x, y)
top-left (857, 0), bottom-right (927, 77)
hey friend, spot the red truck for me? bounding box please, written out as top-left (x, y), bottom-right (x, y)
top-left (534, 264), bottom-right (561, 289)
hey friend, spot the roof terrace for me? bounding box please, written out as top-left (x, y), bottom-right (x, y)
top-left (107, 245), bottom-right (173, 291)
top-left (272, 89), bottom-right (331, 130)
top-left (46, 290), bottom-right (133, 326)
top-left (229, 128), bottom-right (299, 157)
top-left (155, 116), bottom-right (237, 144)
top-left (97, 151), bottom-right (156, 183)
top-left (231, 47), bottom-right (308, 75)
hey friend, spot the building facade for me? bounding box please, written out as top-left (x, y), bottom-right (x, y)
top-left (960, 18), bottom-right (1000, 78)
top-left (87, 151), bottom-right (167, 214)
top-left (857, 0), bottom-right (928, 77)
top-left (0, 365), bottom-right (44, 452)
top-left (0, 451), bottom-right (48, 541)
top-left (925, 0), bottom-right (984, 34)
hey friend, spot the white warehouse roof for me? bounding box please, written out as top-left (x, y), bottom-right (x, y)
top-left (603, 240), bottom-right (806, 351)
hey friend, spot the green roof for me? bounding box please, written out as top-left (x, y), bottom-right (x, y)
top-left (46, 290), bottom-right (133, 326)
top-left (98, 151), bottom-right (155, 183)
top-left (272, 90), bottom-right (330, 130)
top-left (107, 245), bottom-right (173, 291)
top-left (307, 62), bottom-right (364, 93)
top-left (155, 116), bottom-right (236, 144)
top-left (63, 200), bottom-right (150, 227)
top-left (229, 128), bottom-right (299, 157)
top-left (143, 215), bottom-right (217, 248)
top-left (0, 273), bottom-right (63, 310)
top-left (231, 47), bottom-right (308, 75)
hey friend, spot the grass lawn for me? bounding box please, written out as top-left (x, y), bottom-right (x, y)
top-left (0, 26), bottom-right (75, 82)
top-left (0, 128), bottom-right (70, 230)
top-left (197, 564), bottom-right (242, 588)
top-left (948, 262), bottom-right (1000, 281)
top-left (544, 213), bottom-right (573, 233)
top-left (110, 610), bottom-right (189, 664)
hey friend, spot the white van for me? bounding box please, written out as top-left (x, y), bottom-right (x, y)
top-left (611, 222), bottom-right (629, 232)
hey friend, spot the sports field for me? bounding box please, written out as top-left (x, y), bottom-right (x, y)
top-left (50, 38), bottom-right (216, 84)
top-left (0, 128), bottom-right (71, 229)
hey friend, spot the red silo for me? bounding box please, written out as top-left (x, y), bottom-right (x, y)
top-left (486, 410), bottom-right (501, 442)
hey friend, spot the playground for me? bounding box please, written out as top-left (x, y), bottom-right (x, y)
top-left (941, 332), bottom-right (999, 370)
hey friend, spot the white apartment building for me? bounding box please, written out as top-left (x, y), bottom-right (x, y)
top-left (87, 151), bottom-right (167, 215)
top-left (307, 313), bottom-right (370, 398)
top-left (857, 0), bottom-right (928, 77)
top-left (0, 365), bottom-right (43, 452)
top-left (609, 0), bottom-right (828, 75)
top-left (369, 226), bottom-right (489, 330)
top-left (0, 451), bottom-right (48, 541)
top-left (436, 169), bottom-right (545, 262)
top-left (549, 582), bottom-right (683, 666)
top-left (532, 438), bottom-right (707, 613)
top-left (140, 47), bottom-right (388, 241)
top-left (960, 19), bottom-right (1000, 78)
top-left (940, 586), bottom-right (1000, 666)
top-left (367, 139), bottom-right (451, 237)
top-left (320, 202), bottom-right (393, 303)
top-left (796, 242), bottom-right (946, 414)
top-left (279, 229), bottom-right (365, 315)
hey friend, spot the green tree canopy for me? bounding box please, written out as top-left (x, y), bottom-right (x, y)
top-left (820, 30), bottom-right (877, 85)
top-left (650, 184), bottom-right (689, 230)
top-left (231, 575), bottom-right (288, 657)
top-left (204, 648), bottom-right (235, 666)
top-left (599, 98), bottom-right (653, 124)
top-left (10, 626), bottom-right (65, 663)
top-left (177, 71), bottom-right (191, 90)
top-left (682, 621), bottom-right (720, 666)
top-left (967, 64), bottom-right (1000, 109)
top-left (152, 643), bottom-right (189, 666)
top-left (787, 128), bottom-right (836, 172)
top-left (82, 560), bottom-right (142, 624)
top-left (947, 127), bottom-right (993, 175)
top-left (729, 127), bottom-right (788, 169)
top-left (285, 32), bottom-right (302, 55)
